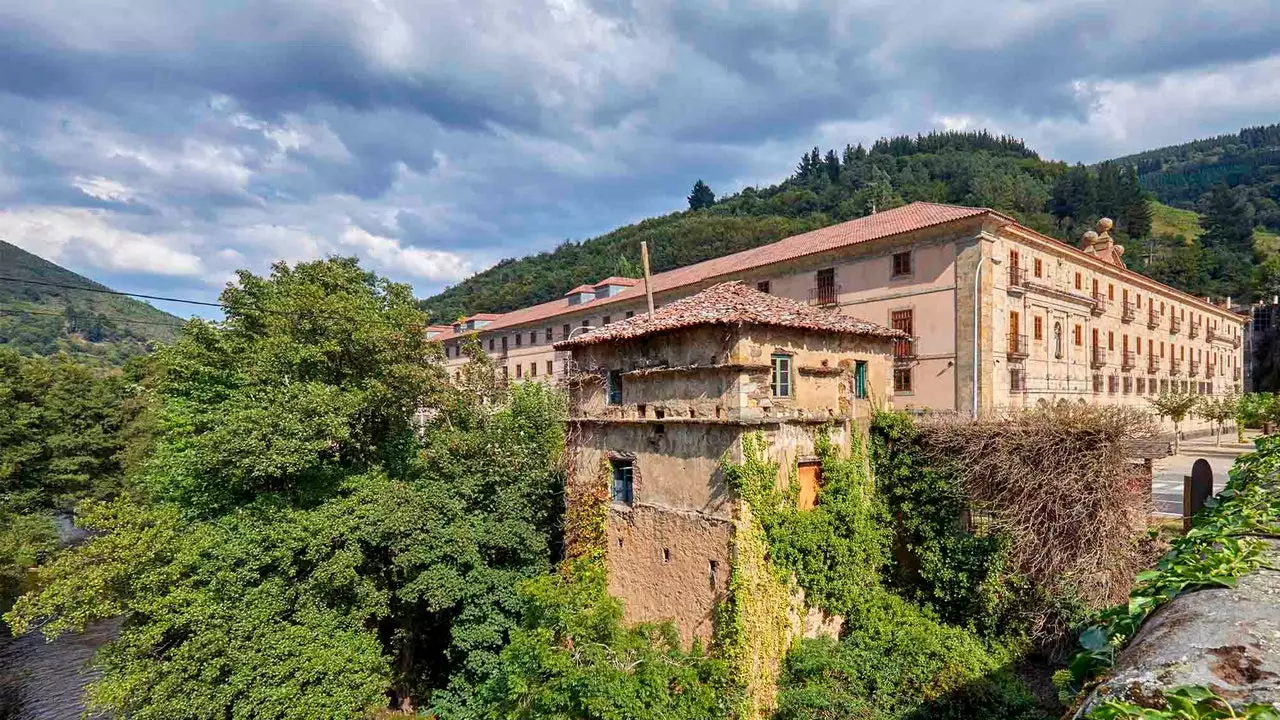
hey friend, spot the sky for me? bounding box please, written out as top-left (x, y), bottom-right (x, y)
top-left (1, 0), bottom-right (1279, 319)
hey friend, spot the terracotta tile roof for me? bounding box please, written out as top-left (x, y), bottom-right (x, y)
top-left (475, 202), bottom-right (998, 333)
top-left (564, 284), bottom-right (596, 295)
top-left (424, 324), bottom-right (453, 337)
top-left (593, 276), bottom-right (640, 287)
top-left (554, 282), bottom-right (904, 348)
top-left (466, 313), bottom-right (503, 321)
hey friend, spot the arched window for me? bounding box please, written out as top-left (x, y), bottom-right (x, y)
top-left (1053, 322), bottom-right (1064, 359)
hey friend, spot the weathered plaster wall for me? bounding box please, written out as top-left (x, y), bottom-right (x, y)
top-left (606, 504), bottom-right (733, 645)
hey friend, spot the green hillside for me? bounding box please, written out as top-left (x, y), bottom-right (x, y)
top-left (0, 241), bottom-right (184, 365)
top-left (1112, 123), bottom-right (1280, 232)
top-left (1149, 201), bottom-right (1203, 241)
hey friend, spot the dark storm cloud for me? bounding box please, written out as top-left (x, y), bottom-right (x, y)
top-left (0, 0), bottom-right (1276, 303)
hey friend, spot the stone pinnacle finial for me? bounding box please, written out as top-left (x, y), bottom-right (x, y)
top-left (1097, 217), bottom-right (1114, 235)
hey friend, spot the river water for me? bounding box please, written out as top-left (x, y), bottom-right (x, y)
top-left (0, 621), bottom-right (115, 720)
top-left (0, 513), bottom-right (114, 720)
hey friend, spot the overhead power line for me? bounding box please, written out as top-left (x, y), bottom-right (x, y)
top-left (0, 307), bottom-right (189, 329)
top-left (0, 276), bottom-right (223, 308)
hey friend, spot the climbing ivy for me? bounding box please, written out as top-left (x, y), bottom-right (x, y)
top-left (1060, 435), bottom-right (1280, 698)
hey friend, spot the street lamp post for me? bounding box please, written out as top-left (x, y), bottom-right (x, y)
top-left (972, 255), bottom-right (1003, 419)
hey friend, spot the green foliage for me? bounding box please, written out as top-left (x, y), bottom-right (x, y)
top-left (1085, 685), bottom-right (1280, 719)
top-left (474, 558), bottom-right (740, 719)
top-left (688, 179), bottom-right (716, 210)
top-left (776, 590), bottom-right (1044, 720)
top-left (0, 240), bottom-right (182, 365)
top-left (868, 411), bottom-right (1020, 635)
top-left (1060, 435), bottom-right (1280, 697)
top-left (0, 512), bottom-right (58, 614)
top-left (5, 258), bottom-right (569, 719)
top-left (722, 431), bottom-right (886, 617)
top-left (1147, 390), bottom-right (1201, 453)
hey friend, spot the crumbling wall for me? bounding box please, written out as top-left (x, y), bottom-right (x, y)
top-left (606, 504), bottom-right (733, 645)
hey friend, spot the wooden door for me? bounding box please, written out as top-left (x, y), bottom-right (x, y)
top-left (797, 461), bottom-right (822, 511)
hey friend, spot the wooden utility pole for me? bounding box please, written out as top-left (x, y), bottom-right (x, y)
top-left (641, 241), bottom-right (655, 318)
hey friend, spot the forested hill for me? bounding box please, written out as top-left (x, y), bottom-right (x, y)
top-left (0, 241), bottom-right (184, 365)
top-left (1112, 123), bottom-right (1280, 231)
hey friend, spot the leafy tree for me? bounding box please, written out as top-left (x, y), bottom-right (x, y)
top-left (6, 259), bottom-right (568, 719)
top-left (1147, 391), bottom-right (1201, 454)
top-left (473, 560), bottom-right (738, 719)
top-left (1195, 394), bottom-right (1239, 446)
top-left (687, 179), bottom-right (716, 210)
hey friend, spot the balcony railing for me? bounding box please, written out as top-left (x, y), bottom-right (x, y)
top-left (1121, 301), bottom-right (1136, 322)
top-left (1010, 368), bottom-right (1026, 392)
top-left (1170, 316), bottom-right (1182, 334)
top-left (1189, 360), bottom-right (1201, 377)
top-left (1147, 309), bottom-right (1161, 329)
top-left (1121, 350), bottom-right (1136, 370)
top-left (1189, 321), bottom-right (1201, 338)
top-left (1148, 356), bottom-right (1159, 374)
top-left (893, 336), bottom-right (917, 364)
top-left (1007, 267), bottom-right (1028, 294)
top-left (1171, 358), bottom-right (1183, 375)
top-left (1007, 333), bottom-right (1029, 358)
top-left (1091, 346), bottom-right (1107, 368)
top-left (1091, 292), bottom-right (1108, 316)
top-left (807, 283), bottom-right (841, 307)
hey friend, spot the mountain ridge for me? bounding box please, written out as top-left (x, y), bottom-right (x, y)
top-left (0, 240), bottom-right (184, 366)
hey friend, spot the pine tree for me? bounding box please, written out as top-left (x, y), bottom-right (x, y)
top-left (687, 179), bottom-right (716, 210)
top-left (1199, 185), bottom-right (1254, 252)
top-left (824, 149), bottom-right (841, 182)
top-left (1121, 165), bottom-right (1153, 239)
top-left (1049, 165), bottom-right (1097, 230)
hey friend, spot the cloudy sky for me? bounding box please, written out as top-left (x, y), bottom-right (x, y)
top-left (2, 0), bottom-right (1279, 318)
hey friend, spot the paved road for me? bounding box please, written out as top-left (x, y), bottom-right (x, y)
top-left (1151, 434), bottom-right (1256, 516)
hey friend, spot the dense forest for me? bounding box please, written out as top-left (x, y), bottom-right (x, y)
top-left (0, 241), bottom-right (183, 366)
top-left (420, 126), bottom-right (1280, 321)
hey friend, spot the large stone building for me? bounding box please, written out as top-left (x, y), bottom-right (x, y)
top-left (554, 282), bottom-right (901, 642)
top-left (441, 202), bottom-right (1245, 422)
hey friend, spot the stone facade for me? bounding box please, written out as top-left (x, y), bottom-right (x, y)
top-left (560, 306), bottom-right (895, 644)
top-left (439, 203), bottom-right (1246, 434)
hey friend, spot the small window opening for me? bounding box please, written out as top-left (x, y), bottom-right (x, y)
top-left (663, 548), bottom-right (671, 563)
top-left (770, 353), bottom-right (792, 397)
top-left (709, 559), bottom-right (719, 587)
top-left (637, 404), bottom-right (647, 418)
top-left (607, 370), bottom-right (622, 405)
top-left (654, 407), bottom-right (665, 420)
top-left (610, 459), bottom-right (634, 505)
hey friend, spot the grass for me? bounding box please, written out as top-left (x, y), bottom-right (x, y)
top-left (1149, 201), bottom-right (1280, 257)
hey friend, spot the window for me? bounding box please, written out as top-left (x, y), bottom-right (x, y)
top-left (530, 331), bottom-right (537, 345)
top-left (1074, 324), bottom-right (1083, 346)
top-left (894, 367), bottom-right (913, 393)
top-left (854, 361), bottom-right (868, 399)
top-left (546, 360), bottom-right (554, 376)
top-left (757, 280), bottom-right (771, 294)
top-left (610, 459), bottom-right (633, 505)
top-left (1034, 316), bottom-right (1043, 341)
top-left (530, 362), bottom-right (537, 377)
top-left (1108, 283), bottom-right (1114, 300)
top-left (1009, 250), bottom-right (1020, 268)
top-left (891, 309), bottom-right (913, 359)
top-left (892, 251), bottom-right (912, 277)
top-left (770, 354), bottom-right (792, 397)
top-left (1092, 328), bottom-right (1099, 348)
top-left (515, 333), bottom-right (523, 347)
top-left (502, 336), bottom-right (509, 352)
top-left (607, 370), bottom-right (622, 405)
top-left (562, 324), bottom-right (570, 340)
top-left (502, 366), bottom-right (509, 379)
top-left (1108, 331), bottom-right (1114, 351)
top-left (488, 338), bottom-right (495, 351)
top-left (815, 268), bottom-right (837, 304)
top-left (1034, 258), bottom-right (1042, 278)
top-left (625, 310), bottom-right (635, 319)
top-left (582, 319), bottom-right (590, 328)
top-left (545, 327), bottom-right (553, 342)
top-left (1075, 272), bottom-right (1082, 290)
top-left (515, 364), bottom-right (523, 378)
top-left (603, 315), bottom-right (612, 325)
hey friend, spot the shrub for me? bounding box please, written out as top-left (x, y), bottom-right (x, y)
top-left (775, 590), bottom-right (1045, 720)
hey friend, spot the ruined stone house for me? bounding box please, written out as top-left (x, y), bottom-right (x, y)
top-left (553, 282), bottom-right (902, 643)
